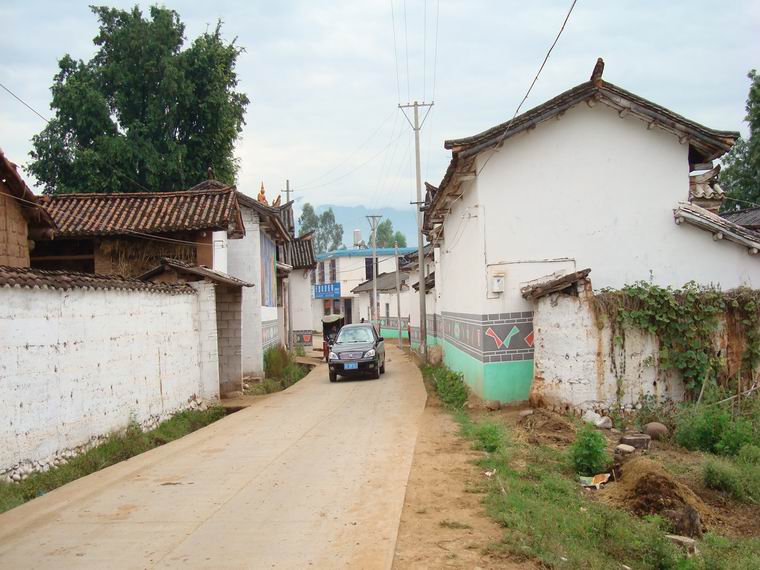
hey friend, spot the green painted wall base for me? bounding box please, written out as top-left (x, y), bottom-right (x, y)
top-left (380, 327), bottom-right (409, 340)
top-left (441, 340), bottom-right (533, 403)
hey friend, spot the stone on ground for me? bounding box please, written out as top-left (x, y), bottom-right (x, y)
top-left (615, 443), bottom-right (636, 455)
top-left (484, 400), bottom-right (501, 411)
top-left (582, 410), bottom-right (602, 425)
top-left (644, 421), bottom-right (669, 440)
top-left (595, 416), bottom-right (613, 429)
top-left (620, 433), bottom-right (651, 450)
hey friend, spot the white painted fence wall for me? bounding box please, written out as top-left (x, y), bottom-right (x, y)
top-left (0, 283), bottom-right (219, 477)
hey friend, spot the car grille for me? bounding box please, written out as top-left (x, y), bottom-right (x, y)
top-left (340, 351), bottom-right (364, 360)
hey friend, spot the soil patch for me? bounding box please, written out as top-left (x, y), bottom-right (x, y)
top-left (393, 394), bottom-right (530, 569)
top-left (515, 408), bottom-right (577, 447)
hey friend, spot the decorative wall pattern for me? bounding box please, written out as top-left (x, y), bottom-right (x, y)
top-left (262, 319), bottom-right (280, 351)
top-left (260, 233), bottom-right (277, 307)
top-left (292, 329), bottom-right (313, 348)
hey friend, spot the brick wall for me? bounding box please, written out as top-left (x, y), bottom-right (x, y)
top-left (0, 187), bottom-right (30, 267)
top-left (215, 285), bottom-right (243, 394)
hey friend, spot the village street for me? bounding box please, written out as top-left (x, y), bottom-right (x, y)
top-left (0, 346), bottom-right (426, 569)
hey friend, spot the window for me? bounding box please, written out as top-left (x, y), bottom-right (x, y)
top-left (385, 303), bottom-right (390, 318)
top-left (336, 327), bottom-right (374, 344)
top-left (318, 261), bottom-right (325, 283)
top-left (329, 259), bottom-right (337, 282)
top-left (365, 257), bottom-right (373, 280)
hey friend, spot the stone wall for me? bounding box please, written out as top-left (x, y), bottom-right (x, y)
top-left (0, 282), bottom-right (221, 478)
top-left (216, 285), bottom-right (243, 394)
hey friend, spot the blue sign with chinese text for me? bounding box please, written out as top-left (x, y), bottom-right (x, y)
top-left (313, 282), bottom-right (341, 299)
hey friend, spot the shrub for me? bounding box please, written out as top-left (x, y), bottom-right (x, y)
top-left (431, 366), bottom-right (469, 409)
top-left (471, 422), bottom-right (503, 453)
top-left (569, 425), bottom-right (609, 476)
top-left (738, 444), bottom-right (760, 465)
top-left (264, 345), bottom-right (289, 379)
top-left (674, 405), bottom-right (732, 454)
top-left (703, 459), bottom-right (745, 500)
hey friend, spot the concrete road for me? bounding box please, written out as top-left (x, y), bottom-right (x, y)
top-left (0, 345), bottom-right (426, 569)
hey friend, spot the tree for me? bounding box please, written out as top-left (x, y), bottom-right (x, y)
top-left (722, 69), bottom-right (760, 211)
top-left (375, 219), bottom-right (407, 247)
top-left (298, 203), bottom-right (343, 253)
top-left (28, 5), bottom-right (249, 194)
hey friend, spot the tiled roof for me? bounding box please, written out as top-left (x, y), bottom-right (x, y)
top-left (351, 271), bottom-right (409, 293)
top-left (521, 268), bottom-right (592, 300)
top-left (139, 257), bottom-right (254, 288)
top-left (236, 192), bottom-right (292, 242)
top-left (37, 186), bottom-right (244, 238)
top-left (285, 234), bottom-right (317, 269)
top-left (0, 149), bottom-right (56, 232)
top-left (675, 202), bottom-right (760, 255)
top-left (722, 207), bottom-right (760, 229)
top-left (689, 167), bottom-right (725, 200)
top-left (412, 270), bottom-right (435, 292)
top-left (0, 265), bottom-right (193, 294)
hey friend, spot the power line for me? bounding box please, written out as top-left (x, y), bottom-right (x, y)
top-left (403, 0), bottom-right (410, 102)
top-left (390, 0), bottom-right (401, 104)
top-left (0, 82), bottom-right (49, 122)
top-left (477, 0), bottom-right (579, 176)
top-left (431, 0), bottom-right (440, 102)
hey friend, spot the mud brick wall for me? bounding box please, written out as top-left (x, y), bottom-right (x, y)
top-left (0, 189), bottom-right (30, 267)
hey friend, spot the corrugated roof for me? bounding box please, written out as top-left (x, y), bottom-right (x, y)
top-left (0, 265), bottom-right (193, 294)
top-left (351, 271), bottom-right (409, 293)
top-left (38, 186), bottom-right (244, 238)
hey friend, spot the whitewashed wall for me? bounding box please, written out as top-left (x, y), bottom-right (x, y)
top-left (227, 206), bottom-right (264, 376)
top-left (290, 268), bottom-right (314, 332)
top-left (0, 283), bottom-right (218, 476)
top-left (438, 102), bottom-right (760, 320)
top-left (532, 282), bottom-right (686, 413)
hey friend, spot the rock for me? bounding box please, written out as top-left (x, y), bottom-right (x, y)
top-left (11, 472), bottom-right (21, 482)
top-left (666, 535), bottom-right (699, 557)
top-left (615, 443), bottom-right (636, 455)
top-left (518, 409), bottom-right (534, 418)
top-left (620, 433), bottom-right (651, 450)
top-left (595, 416), bottom-right (613, 429)
top-left (485, 400), bottom-right (501, 411)
top-left (582, 410), bottom-right (602, 425)
top-left (644, 422), bottom-right (669, 440)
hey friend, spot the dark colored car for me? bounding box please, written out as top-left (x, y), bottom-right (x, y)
top-left (327, 323), bottom-right (386, 382)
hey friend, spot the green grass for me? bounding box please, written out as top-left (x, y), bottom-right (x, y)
top-left (703, 452), bottom-right (760, 504)
top-left (0, 406), bottom-right (225, 514)
top-left (422, 363), bottom-right (760, 569)
top-left (422, 363), bottom-right (469, 409)
top-left (248, 346), bottom-right (309, 396)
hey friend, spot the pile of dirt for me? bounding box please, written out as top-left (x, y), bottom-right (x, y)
top-left (598, 456), bottom-right (716, 532)
top-left (516, 409), bottom-right (577, 446)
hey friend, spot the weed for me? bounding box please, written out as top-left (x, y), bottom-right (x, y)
top-left (738, 443), bottom-right (760, 465)
top-left (0, 406), bottom-right (224, 514)
top-left (264, 345), bottom-right (290, 379)
top-left (702, 456), bottom-right (760, 504)
top-left (423, 364), bottom-right (469, 409)
top-left (253, 346), bottom-right (307, 395)
top-left (569, 425), bottom-right (610, 476)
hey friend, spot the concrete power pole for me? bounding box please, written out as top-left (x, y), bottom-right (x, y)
top-left (366, 215), bottom-right (382, 324)
top-left (394, 242), bottom-right (403, 348)
top-left (399, 100), bottom-right (433, 361)
top-left (285, 179), bottom-right (291, 203)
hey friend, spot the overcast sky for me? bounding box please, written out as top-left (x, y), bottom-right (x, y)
top-left (1, 0), bottom-right (758, 215)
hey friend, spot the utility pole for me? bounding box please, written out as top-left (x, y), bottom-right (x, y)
top-left (394, 241), bottom-right (403, 348)
top-left (285, 179), bottom-right (291, 203)
top-left (366, 215), bottom-right (382, 324)
top-left (399, 100), bottom-right (433, 361)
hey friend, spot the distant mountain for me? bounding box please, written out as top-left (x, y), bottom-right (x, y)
top-left (312, 204), bottom-right (418, 248)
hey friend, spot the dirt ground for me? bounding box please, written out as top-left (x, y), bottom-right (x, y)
top-left (393, 394), bottom-right (530, 569)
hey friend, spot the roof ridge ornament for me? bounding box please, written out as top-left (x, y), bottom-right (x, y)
top-left (590, 57), bottom-right (605, 86)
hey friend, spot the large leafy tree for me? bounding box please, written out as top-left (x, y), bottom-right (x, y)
top-left (722, 70), bottom-right (760, 211)
top-left (29, 5), bottom-right (249, 194)
top-left (298, 203), bottom-right (344, 253)
top-left (375, 219), bottom-right (407, 247)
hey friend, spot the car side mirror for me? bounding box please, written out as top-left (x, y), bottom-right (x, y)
top-left (377, 337), bottom-right (384, 342)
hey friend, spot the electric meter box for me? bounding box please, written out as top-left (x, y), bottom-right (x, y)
top-left (490, 273), bottom-right (505, 293)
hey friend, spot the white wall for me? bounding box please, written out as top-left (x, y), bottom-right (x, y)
top-left (0, 284), bottom-right (218, 476)
top-left (471, 103), bottom-right (760, 314)
top-left (226, 206), bottom-right (264, 376)
top-left (532, 282), bottom-right (686, 412)
top-left (290, 268), bottom-right (314, 332)
top-left (212, 231), bottom-right (228, 273)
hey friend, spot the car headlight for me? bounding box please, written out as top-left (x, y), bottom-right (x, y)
top-left (329, 351), bottom-right (338, 360)
top-left (364, 348), bottom-right (376, 358)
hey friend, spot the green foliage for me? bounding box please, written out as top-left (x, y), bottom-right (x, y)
top-left (596, 283), bottom-right (760, 396)
top-left (569, 425), bottom-right (610, 476)
top-left (459, 418), bottom-right (503, 453)
top-left (423, 364), bottom-right (469, 409)
top-left (298, 203), bottom-right (344, 253)
top-left (29, 6), bottom-right (248, 194)
top-left (635, 394), bottom-right (678, 433)
top-left (255, 346), bottom-right (307, 395)
top-left (0, 406), bottom-right (224, 514)
top-left (738, 443), bottom-right (760, 465)
top-left (722, 69), bottom-right (760, 211)
top-left (702, 455), bottom-right (760, 504)
top-left (374, 219), bottom-right (407, 248)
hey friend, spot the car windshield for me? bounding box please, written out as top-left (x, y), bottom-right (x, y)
top-left (336, 327), bottom-right (374, 344)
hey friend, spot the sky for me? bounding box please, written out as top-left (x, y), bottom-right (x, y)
top-left (1, 0), bottom-right (759, 227)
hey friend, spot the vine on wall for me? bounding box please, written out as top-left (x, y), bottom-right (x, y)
top-left (593, 282), bottom-right (760, 398)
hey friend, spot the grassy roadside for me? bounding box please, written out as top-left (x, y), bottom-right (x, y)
top-left (245, 345), bottom-right (308, 396)
top-left (0, 406), bottom-right (225, 514)
top-left (421, 364), bottom-right (760, 569)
